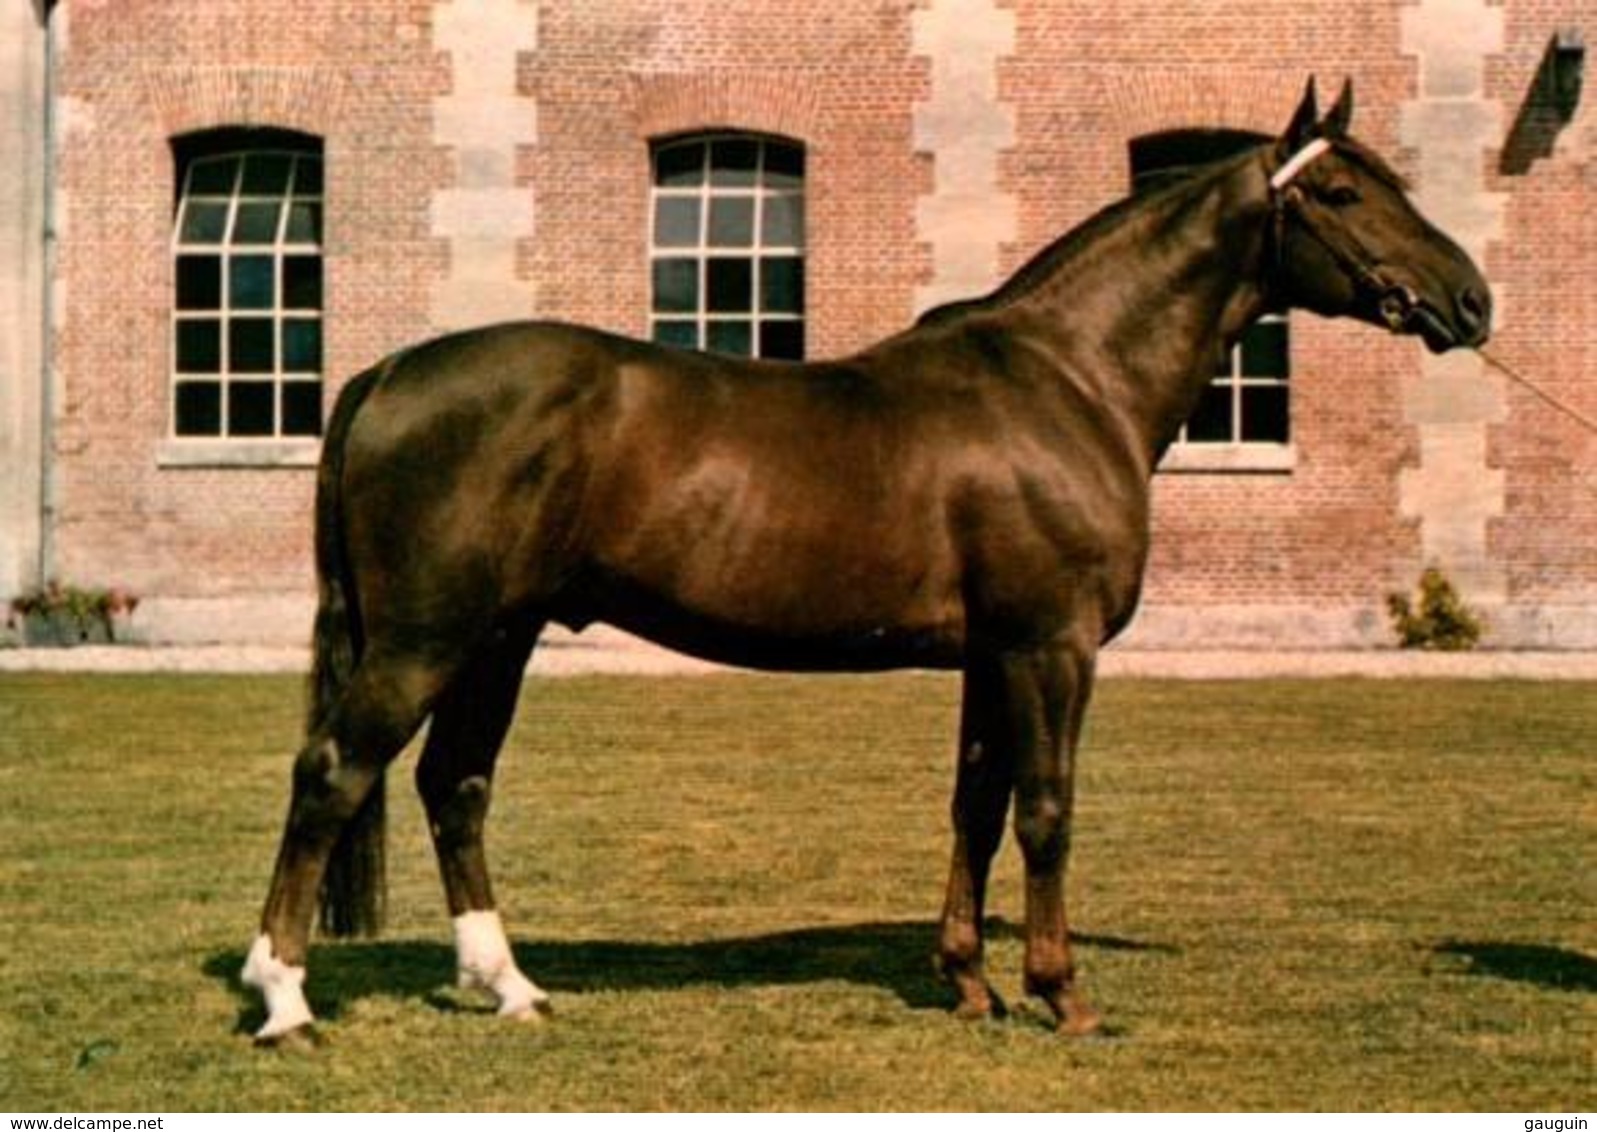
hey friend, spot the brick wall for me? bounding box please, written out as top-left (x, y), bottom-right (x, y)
top-left (35, 0), bottom-right (1595, 647)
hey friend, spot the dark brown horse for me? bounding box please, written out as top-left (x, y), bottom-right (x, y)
top-left (243, 81), bottom-right (1490, 1040)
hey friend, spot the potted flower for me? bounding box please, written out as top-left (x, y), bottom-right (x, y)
top-left (6, 582), bottom-right (140, 647)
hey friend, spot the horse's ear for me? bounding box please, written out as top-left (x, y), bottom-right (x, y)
top-left (1324, 78), bottom-right (1354, 138)
top-left (1280, 77), bottom-right (1319, 155)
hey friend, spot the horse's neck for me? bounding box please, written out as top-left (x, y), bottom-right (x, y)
top-left (1008, 157), bottom-right (1274, 464)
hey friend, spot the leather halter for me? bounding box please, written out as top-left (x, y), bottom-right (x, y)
top-left (1268, 138), bottom-right (1419, 332)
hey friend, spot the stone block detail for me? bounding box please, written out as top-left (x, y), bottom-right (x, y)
top-left (431, 0), bottom-right (539, 334)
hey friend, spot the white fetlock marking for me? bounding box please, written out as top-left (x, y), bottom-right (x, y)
top-left (453, 910), bottom-right (549, 1018)
top-left (241, 935), bottom-right (316, 1039)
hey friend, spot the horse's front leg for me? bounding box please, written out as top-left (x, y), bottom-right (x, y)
top-left (938, 657), bottom-right (1016, 1018)
top-left (1006, 637), bottom-right (1104, 1036)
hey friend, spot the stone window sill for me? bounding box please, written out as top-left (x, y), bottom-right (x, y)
top-left (1158, 444), bottom-right (1296, 475)
top-left (157, 438), bottom-right (321, 469)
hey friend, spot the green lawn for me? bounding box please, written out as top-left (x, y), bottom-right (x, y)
top-left (1, 673), bottom-right (1591, 1111)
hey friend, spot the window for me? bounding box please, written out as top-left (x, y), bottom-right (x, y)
top-left (171, 130), bottom-right (324, 440)
top-left (1130, 129), bottom-right (1293, 462)
top-left (649, 135), bottom-right (805, 360)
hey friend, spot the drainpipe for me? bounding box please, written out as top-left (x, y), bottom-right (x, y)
top-left (36, 0), bottom-right (57, 588)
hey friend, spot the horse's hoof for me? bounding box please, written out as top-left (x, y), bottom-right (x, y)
top-left (1055, 1007), bottom-right (1106, 1039)
top-left (501, 997), bottom-right (554, 1024)
top-left (253, 1023), bottom-right (324, 1052)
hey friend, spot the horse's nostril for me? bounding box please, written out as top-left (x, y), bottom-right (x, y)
top-left (1457, 286), bottom-right (1491, 337)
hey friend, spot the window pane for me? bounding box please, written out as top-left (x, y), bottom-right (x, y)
top-left (707, 197), bottom-right (754, 247)
top-left (228, 381), bottom-right (276, 436)
top-left (652, 320), bottom-right (698, 349)
top-left (179, 201), bottom-right (230, 244)
top-left (187, 157), bottom-right (238, 196)
top-left (282, 319), bottom-right (322, 371)
top-left (1185, 383), bottom-right (1234, 443)
top-left (710, 139), bottom-right (759, 186)
top-left (655, 142), bottom-right (705, 187)
top-left (760, 257), bottom-right (803, 314)
top-left (1242, 385), bottom-right (1291, 444)
top-left (761, 194), bottom-right (804, 247)
top-left (284, 201), bottom-right (322, 245)
top-left (229, 318), bottom-right (275, 372)
top-left (652, 258), bottom-right (698, 313)
top-left (175, 381), bottom-right (222, 436)
top-left (706, 258), bottom-right (752, 313)
top-left (176, 255), bottom-right (222, 310)
top-left (176, 319), bottom-right (222, 373)
top-left (229, 256), bottom-right (275, 309)
top-left (760, 320), bottom-right (804, 361)
top-left (706, 321), bottom-right (752, 356)
top-left (1241, 320), bottom-right (1289, 376)
top-left (282, 256), bottom-right (322, 309)
top-left (232, 201), bottom-right (283, 244)
top-left (653, 198), bottom-right (700, 247)
top-left (241, 154), bottom-right (293, 195)
top-left (764, 144), bottom-right (804, 189)
top-left (281, 381), bottom-right (322, 436)
top-left (293, 156), bottom-right (323, 196)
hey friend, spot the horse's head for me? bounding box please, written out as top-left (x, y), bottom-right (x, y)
top-left (1267, 79), bottom-right (1491, 353)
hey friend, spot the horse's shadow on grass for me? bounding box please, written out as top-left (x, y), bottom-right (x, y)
top-left (204, 919), bottom-right (1174, 1034)
top-left (1428, 941), bottom-right (1597, 993)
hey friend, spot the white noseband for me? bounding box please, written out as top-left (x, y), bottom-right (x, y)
top-left (1269, 137), bottom-right (1333, 191)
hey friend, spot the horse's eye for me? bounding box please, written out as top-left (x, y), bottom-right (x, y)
top-left (1324, 184), bottom-right (1362, 206)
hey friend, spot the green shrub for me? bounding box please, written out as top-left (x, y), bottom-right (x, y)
top-left (1386, 567), bottom-right (1485, 651)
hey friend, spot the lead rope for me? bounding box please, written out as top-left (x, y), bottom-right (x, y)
top-left (1474, 347), bottom-right (1597, 436)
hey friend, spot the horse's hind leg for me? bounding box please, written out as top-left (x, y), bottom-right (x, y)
top-left (938, 657), bottom-right (1016, 1018)
top-left (415, 621), bottom-right (549, 1020)
top-left (245, 647), bottom-right (454, 1040)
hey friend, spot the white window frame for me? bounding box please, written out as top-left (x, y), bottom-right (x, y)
top-left (1161, 314), bottom-right (1296, 474)
top-left (648, 134), bottom-right (805, 360)
top-left (163, 142), bottom-right (324, 465)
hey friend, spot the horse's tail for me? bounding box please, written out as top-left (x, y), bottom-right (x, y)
top-left (310, 362), bottom-right (385, 938)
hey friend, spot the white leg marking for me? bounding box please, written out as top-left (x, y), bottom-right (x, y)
top-left (453, 910), bottom-right (549, 1019)
top-left (241, 935), bottom-right (315, 1039)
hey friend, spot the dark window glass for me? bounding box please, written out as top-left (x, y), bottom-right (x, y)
top-left (176, 320), bottom-right (222, 373)
top-left (1186, 385), bottom-right (1234, 443)
top-left (282, 319), bottom-right (322, 371)
top-left (1241, 319), bottom-right (1290, 377)
top-left (176, 255), bottom-right (223, 310)
top-left (652, 258), bottom-right (698, 313)
top-left (281, 381), bottom-right (322, 436)
top-left (175, 381), bottom-right (222, 436)
top-left (241, 154), bottom-right (293, 195)
top-left (761, 321), bottom-right (804, 361)
top-left (282, 256), bottom-right (321, 309)
top-left (654, 198), bottom-right (700, 247)
top-left (229, 256), bottom-right (275, 309)
top-left (760, 257), bottom-right (803, 314)
top-left (229, 318), bottom-right (275, 373)
top-left (764, 144), bottom-right (804, 189)
top-left (655, 143), bottom-right (705, 188)
top-left (284, 201), bottom-right (322, 245)
top-left (707, 321), bottom-right (752, 356)
top-left (710, 139), bottom-right (759, 186)
top-left (180, 202), bottom-right (230, 244)
top-left (708, 198), bottom-right (754, 246)
top-left (228, 381), bottom-right (276, 436)
top-left (652, 321), bottom-right (698, 349)
top-left (706, 258), bottom-right (752, 312)
top-left (231, 201), bottom-right (282, 245)
top-left (293, 156), bottom-right (323, 196)
top-left (187, 158), bottom-right (238, 196)
top-left (761, 195), bottom-right (804, 246)
top-left (1242, 385), bottom-right (1291, 443)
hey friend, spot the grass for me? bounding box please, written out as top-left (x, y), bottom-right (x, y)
top-left (0, 672), bottom-right (1591, 1111)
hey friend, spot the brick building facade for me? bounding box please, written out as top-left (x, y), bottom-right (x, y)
top-left (2, 0), bottom-right (1592, 649)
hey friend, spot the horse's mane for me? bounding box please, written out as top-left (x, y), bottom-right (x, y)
top-left (914, 129), bottom-right (1406, 330)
